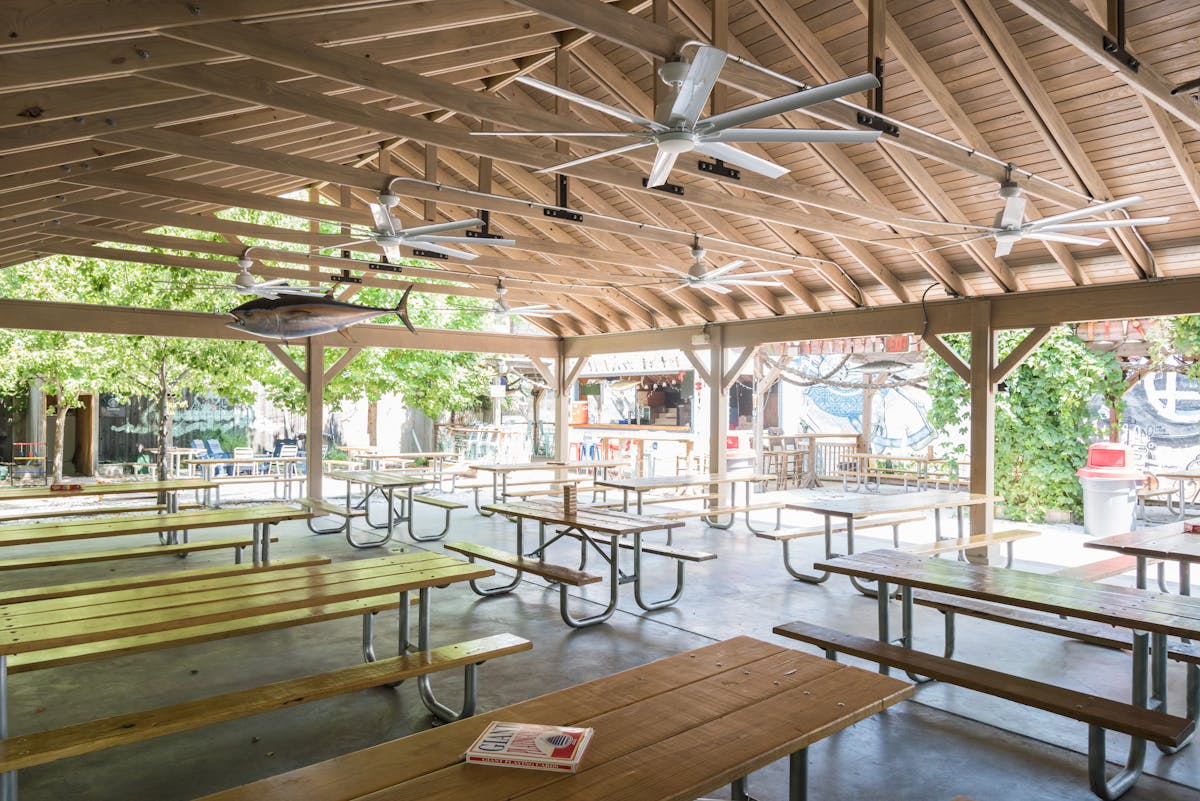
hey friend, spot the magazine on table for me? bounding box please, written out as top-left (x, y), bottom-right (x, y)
top-left (464, 721), bottom-right (594, 772)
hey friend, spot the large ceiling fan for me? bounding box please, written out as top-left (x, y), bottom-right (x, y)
top-left (925, 182), bottom-right (1170, 257)
top-left (644, 239), bottom-right (791, 295)
top-left (161, 257), bottom-right (329, 300)
top-left (475, 45), bottom-right (882, 187)
top-left (329, 193), bottom-right (515, 262)
top-left (493, 281), bottom-right (567, 319)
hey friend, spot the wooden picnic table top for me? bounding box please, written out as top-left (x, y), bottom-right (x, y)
top-left (815, 550), bottom-right (1200, 639)
top-left (481, 500), bottom-right (684, 535)
top-left (182, 456), bottom-right (305, 465)
top-left (0, 478), bottom-right (216, 502)
top-left (1086, 522), bottom-right (1200, 563)
top-left (0, 504), bottom-right (311, 547)
top-left (594, 471), bottom-right (774, 492)
top-left (1157, 471), bottom-right (1200, 481)
top-left (469, 460), bottom-right (624, 473)
top-left (358, 451), bottom-right (458, 460)
top-left (0, 552), bottom-right (490, 661)
top-left (785, 490), bottom-right (994, 519)
top-left (193, 635), bottom-right (912, 801)
top-left (324, 469), bottom-right (431, 488)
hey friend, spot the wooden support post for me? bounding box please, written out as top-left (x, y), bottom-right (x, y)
top-left (968, 301), bottom-right (995, 553)
top-left (867, 0), bottom-right (886, 112)
top-left (305, 338), bottom-right (325, 499)
top-left (710, 0), bottom-right (728, 114)
top-left (708, 326), bottom-right (728, 478)
top-left (423, 144), bottom-right (438, 221)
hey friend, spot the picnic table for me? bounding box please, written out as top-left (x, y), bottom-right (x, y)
top-left (0, 503), bottom-right (310, 564)
top-left (183, 456), bottom-right (307, 505)
top-left (1150, 471), bottom-right (1200, 519)
top-left (1086, 521), bottom-right (1200, 594)
top-left (782, 491), bottom-right (996, 592)
top-left (594, 471), bottom-right (771, 514)
top-left (192, 635), bottom-right (913, 801)
top-left (0, 478), bottom-right (215, 514)
top-left (763, 432), bottom-right (858, 488)
top-left (356, 451), bottom-right (458, 485)
top-left (468, 460), bottom-right (623, 513)
top-left (324, 469), bottom-right (434, 547)
top-left (806, 549), bottom-right (1200, 799)
top-left (448, 500), bottom-right (689, 628)
top-left (839, 452), bottom-right (964, 492)
top-left (0, 552), bottom-right (530, 798)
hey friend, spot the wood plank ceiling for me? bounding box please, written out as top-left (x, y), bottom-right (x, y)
top-left (0, 0), bottom-right (1197, 338)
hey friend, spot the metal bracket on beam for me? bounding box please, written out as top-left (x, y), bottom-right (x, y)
top-left (411, 249), bottom-right (449, 260)
top-left (642, 178), bottom-right (684, 195)
top-left (856, 112), bottom-right (900, 137)
top-left (1103, 0), bottom-right (1140, 72)
top-left (368, 261), bottom-right (404, 274)
top-left (466, 210), bottom-right (506, 240)
top-left (545, 174), bottom-right (583, 222)
top-left (330, 269), bottom-right (362, 284)
top-left (698, 159), bottom-right (740, 180)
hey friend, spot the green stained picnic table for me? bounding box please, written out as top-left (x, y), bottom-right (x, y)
top-left (0, 478), bottom-right (216, 513)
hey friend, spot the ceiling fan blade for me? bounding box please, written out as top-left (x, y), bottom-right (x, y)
top-left (272, 286), bottom-right (330, 296)
top-left (413, 235), bottom-right (487, 245)
top-left (699, 72), bottom-right (879, 133)
top-left (702, 128), bottom-right (880, 144)
top-left (654, 263), bottom-right (694, 278)
top-left (471, 130), bottom-right (644, 137)
top-left (516, 75), bottom-right (659, 129)
top-left (701, 282), bottom-right (733, 294)
top-left (326, 238), bottom-right (376, 250)
top-left (1025, 231), bottom-right (1107, 247)
top-left (716, 278), bottom-right (785, 286)
top-left (368, 203), bottom-right (397, 236)
top-left (1000, 195), bottom-right (1026, 229)
top-left (399, 218), bottom-right (483, 237)
top-left (994, 238), bottom-right (1015, 257)
top-left (665, 45), bottom-right (727, 126)
top-left (702, 260), bottom-right (748, 279)
top-left (661, 283), bottom-right (690, 295)
top-left (534, 140), bottom-right (655, 174)
top-left (256, 278), bottom-right (290, 287)
top-left (693, 142), bottom-right (788, 178)
top-left (406, 241), bottom-right (478, 260)
top-left (901, 217), bottom-right (996, 231)
top-left (910, 234), bottom-right (994, 255)
top-left (382, 244), bottom-right (403, 263)
top-left (1036, 216), bottom-right (1171, 232)
top-left (1033, 196), bottom-right (1142, 229)
top-left (647, 149), bottom-right (681, 188)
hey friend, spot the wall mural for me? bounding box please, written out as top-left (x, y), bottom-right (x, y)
top-left (1120, 371), bottom-right (1200, 474)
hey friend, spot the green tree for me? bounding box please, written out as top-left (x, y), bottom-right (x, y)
top-left (925, 327), bottom-right (1124, 522)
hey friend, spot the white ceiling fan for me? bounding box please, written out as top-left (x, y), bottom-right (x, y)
top-left (923, 182), bottom-right (1170, 257)
top-left (329, 193), bottom-right (515, 262)
top-left (475, 45), bottom-right (882, 187)
top-left (643, 239), bottom-right (792, 295)
top-left (160, 256), bottom-right (329, 300)
top-left (493, 281), bottom-right (567, 319)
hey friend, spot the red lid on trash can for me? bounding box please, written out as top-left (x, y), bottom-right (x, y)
top-left (1077, 443), bottom-right (1144, 480)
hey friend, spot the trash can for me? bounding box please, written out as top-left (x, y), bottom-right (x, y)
top-left (1077, 443), bottom-right (1144, 536)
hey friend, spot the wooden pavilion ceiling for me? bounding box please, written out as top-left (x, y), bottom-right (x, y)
top-left (1, 0), bottom-right (1198, 339)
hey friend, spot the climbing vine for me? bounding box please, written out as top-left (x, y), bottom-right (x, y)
top-left (925, 327), bottom-right (1124, 522)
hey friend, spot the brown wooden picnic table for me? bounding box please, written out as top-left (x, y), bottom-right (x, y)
top-left (192, 635), bottom-right (913, 801)
top-left (325, 469), bottom-right (433, 547)
top-left (1086, 520), bottom-right (1200, 594)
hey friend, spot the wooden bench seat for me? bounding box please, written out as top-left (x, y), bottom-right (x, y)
top-left (657, 501), bottom-right (784, 521)
top-left (911, 590), bottom-right (1132, 651)
top-left (297, 498), bottom-right (366, 519)
top-left (0, 633), bottom-right (531, 773)
top-left (1051, 555), bottom-right (1160, 583)
top-left (413, 495), bottom-right (467, 510)
top-left (0, 503), bottom-right (167, 523)
top-left (773, 620), bottom-right (1193, 750)
top-left (585, 493), bottom-right (720, 511)
top-left (898, 528), bottom-right (1039, 567)
top-left (503, 484), bottom-right (596, 500)
top-left (755, 515), bottom-right (925, 543)
top-left (443, 541), bottom-right (602, 586)
top-left (557, 530), bottom-right (716, 562)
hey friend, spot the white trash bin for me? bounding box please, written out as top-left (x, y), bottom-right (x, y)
top-left (1077, 443), bottom-right (1144, 537)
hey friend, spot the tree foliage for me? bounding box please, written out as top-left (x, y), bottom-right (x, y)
top-left (925, 327), bottom-right (1124, 522)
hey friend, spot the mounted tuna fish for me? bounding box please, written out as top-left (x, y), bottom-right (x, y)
top-left (226, 285), bottom-right (415, 340)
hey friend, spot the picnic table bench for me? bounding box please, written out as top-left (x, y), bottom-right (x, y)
top-left (448, 500), bottom-right (691, 627)
top-left (781, 549), bottom-right (1200, 799)
top-left (0, 503), bottom-right (311, 566)
top-left (324, 470), bottom-right (458, 545)
top-left (0, 478), bottom-right (215, 514)
top-left (190, 636), bottom-right (912, 801)
top-left (0, 552), bottom-right (530, 794)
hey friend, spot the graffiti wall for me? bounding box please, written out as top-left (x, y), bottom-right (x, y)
top-left (1121, 371), bottom-right (1200, 474)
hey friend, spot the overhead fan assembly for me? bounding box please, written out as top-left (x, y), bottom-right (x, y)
top-left (921, 182), bottom-right (1170, 257)
top-left (474, 45), bottom-right (882, 187)
top-left (641, 238), bottom-right (791, 295)
top-left (493, 280), bottom-right (567, 319)
top-left (159, 255), bottom-right (329, 300)
top-left (328, 193), bottom-right (516, 262)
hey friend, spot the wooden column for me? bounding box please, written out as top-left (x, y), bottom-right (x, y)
top-left (708, 326), bottom-right (727, 476)
top-left (305, 338), bottom-right (325, 499)
top-left (968, 301), bottom-right (996, 549)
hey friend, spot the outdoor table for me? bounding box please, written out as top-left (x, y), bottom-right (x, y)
top-left (594, 470), bottom-right (774, 514)
top-left (784, 491), bottom-right (995, 591)
top-left (0, 552), bottom-right (496, 800)
top-left (841, 452), bottom-right (961, 492)
top-left (358, 451), bottom-right (457, 487)
top-left (789, 432), bottom-right (858, 488)
top-left (0, 477), bottom-right (216, 514)
top-left (0, 503), bottom-right (309, 563)
top-left (192, 635), bottom-right (912, 801)
top-left (325, 469), bottom-right (432, 548)
top-left (1086, 521), bottom-right (1200, 595)
top-left (479, 499), bottom-right (684, 627)
top-left (815, 549), bottom-right (1200, 797)
top-left (469, 460), bottom-right (623, 514)
top-left (1153, 471), bottom-right (1200, 519)
top-left (142, 446), bottom-right (207, 478)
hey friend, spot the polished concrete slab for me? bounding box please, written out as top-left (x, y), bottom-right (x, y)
top-left (5, 484), bottom-right (1200, 801)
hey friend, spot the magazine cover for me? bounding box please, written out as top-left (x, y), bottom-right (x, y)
top-left (464, 721), bottom-right (594, 772)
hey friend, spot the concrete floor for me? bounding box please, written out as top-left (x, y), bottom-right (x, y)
top-left (6, 484), bottom-right (1200, 801)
